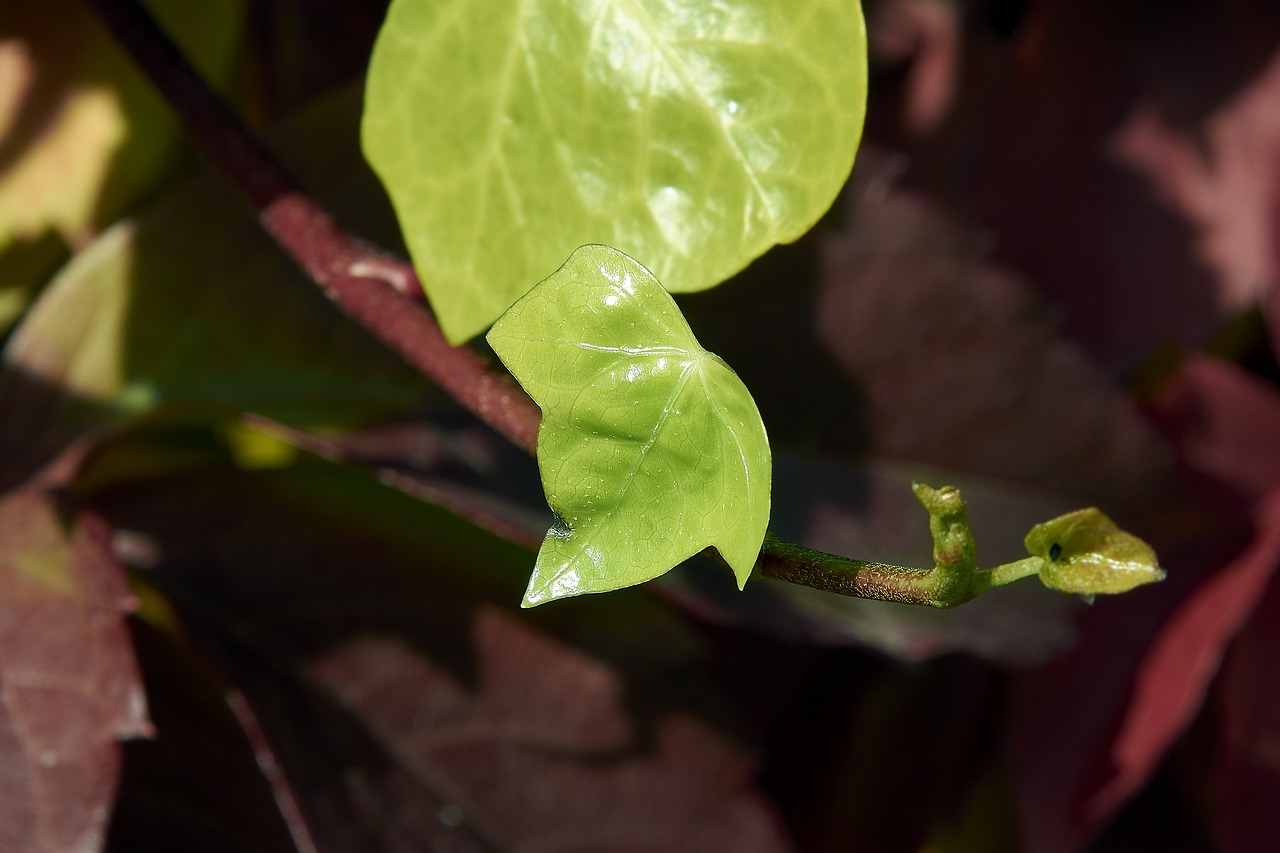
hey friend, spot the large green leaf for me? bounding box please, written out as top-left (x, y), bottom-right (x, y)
top-left (487, 244), bottom-right (771, 606)
top-left (363, 0), bottom-right (867, 342)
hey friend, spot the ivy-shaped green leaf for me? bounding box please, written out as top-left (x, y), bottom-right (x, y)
top-left (487, 245), bottom-right (771, 606)
top-left (363, 0), bottom-right (867, 342)
top-left (1025, 508), bottom-right (1165, 595)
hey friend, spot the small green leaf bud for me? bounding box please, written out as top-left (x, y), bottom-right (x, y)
top-left (1025, 508), bottom-right (1164, 596)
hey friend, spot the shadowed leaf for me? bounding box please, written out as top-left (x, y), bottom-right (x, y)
top-left (948, 0), bottom-right (1280, 370)
top-left (1212, 523), bottom-right (1280, 853)
top-left (0, 451), bottom-right (150, 850)
top-left (87, 450), bottom-right (792, 852)
top-left (106, 616), bottom-right (306, 853)
top-left (817, 153), bottom-right (1168, 503)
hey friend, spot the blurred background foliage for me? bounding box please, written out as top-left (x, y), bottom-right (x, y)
top-left (2, 0), bottom-right (1279, 850)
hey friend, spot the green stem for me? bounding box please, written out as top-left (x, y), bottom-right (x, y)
top-left (756, 534), bottom-right (946, 607)
top-left (755, 483), bottom-right (1051, 608)
top-left (757, 537), bottom-right (1048, 609)
top-left (971, 557), bottom-right (1046, 596)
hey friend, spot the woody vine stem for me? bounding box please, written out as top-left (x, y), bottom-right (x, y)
top-left (86, 0), bottom-right (1160, 608)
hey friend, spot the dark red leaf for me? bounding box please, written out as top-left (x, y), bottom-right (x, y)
top-left (1211, 516), bottom-right (1280, 853)
top-left (1011, 356), bottom-right (1280, 852)
top-left (91, 459), bottom-right (791, 852)
top-left (0, 452), bottom-right (149, 851)
top-left (870, 0), bottom-right (1280, 371)
top-left (1085, 491), bottom-right (1280, 820)
top-left (1146, 354), bottom-right (1280, 504)
top-left (817, 152), bottom-right (1167, 503)
top-left (865, 0), bottom-right (964, 135)
top-left (1268, 283), bottom-right (1280, 365)
top-left (106, 616), bottom-right (309, 853)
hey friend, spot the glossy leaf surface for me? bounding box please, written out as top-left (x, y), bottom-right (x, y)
top-left (487, 245), bottom-right (770, 606)
top-left (1025, 508), bottom-right (1165, 595)
top-left (362, 0), bottom-right (867, 342)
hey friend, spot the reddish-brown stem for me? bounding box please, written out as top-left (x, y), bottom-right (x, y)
top-left (257, 197), bottom-right (540, 454)
top-left (85, 0), bottom-right (539, 454)
top-left (222, 689), bottom-right (322, 853)
top-left (755, 533), bottom-right (962, 608)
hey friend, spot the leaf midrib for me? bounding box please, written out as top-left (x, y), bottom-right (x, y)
top-left (546, 356), bottom-right (702, 575)
top-left (616, 0), bottom-right (778, 231)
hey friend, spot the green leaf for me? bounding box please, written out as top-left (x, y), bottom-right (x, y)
top-left (363, 0), bottom-right (867, 343)
top-left (1, 0), bottom-right (245, 335)
top-left (487, 245), bottom-right (771, 606)
top-left (0, 88), bottom-right (430, 458)
top-left (1024, 508), bottom-right (1166, 596)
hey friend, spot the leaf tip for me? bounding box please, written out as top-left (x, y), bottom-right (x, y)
top-left (520, 564), bottom-right (560, 609)
top-left (911, 481), bottom-right (965, 517)
top-left (720, 540), bottom-right (764, 592)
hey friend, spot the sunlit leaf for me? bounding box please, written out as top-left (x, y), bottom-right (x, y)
top-left (487, 245), bottom-right (771, 606)
top-left (363, 0), bottom-right (867, 342)
top-left (1025, 508), bottom-right (1165, 595)
top-left (0, 0), bottom-right (245, 334)
top-left (0, 89), bottom-right (430, 460)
